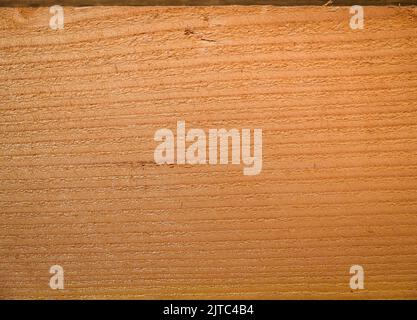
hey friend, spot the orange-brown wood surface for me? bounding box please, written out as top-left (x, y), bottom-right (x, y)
top-left (1, 6), bottom-right (417, 299)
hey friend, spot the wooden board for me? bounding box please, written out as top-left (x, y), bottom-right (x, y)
top-left (2, 1), bottom-right (416, 8)
top-left (1, 6), bottom-right (417, 299)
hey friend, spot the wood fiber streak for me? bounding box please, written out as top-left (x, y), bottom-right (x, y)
top-left (0, 6), bottom-right (417, 299)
